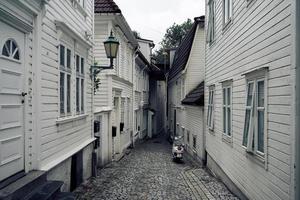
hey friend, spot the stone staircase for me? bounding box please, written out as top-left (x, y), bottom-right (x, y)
top-left (0, 171), bottom-right (75, 200)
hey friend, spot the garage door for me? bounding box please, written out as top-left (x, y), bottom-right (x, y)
top-left (0, 20), bottom-right (25, 182)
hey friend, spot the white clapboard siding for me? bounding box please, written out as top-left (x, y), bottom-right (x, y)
top-left (185, 26), bottom-right (205, 93)
top-left (39, 0), bottom-right (93, 168)
top-left (205, 0), bottom-right (293, 199)
top-left (94, 16), bottom-right (135, 153)
top-left (167, 21), bottom-right (206, 161)
top-left (185, 106), bottom-right (204, 158)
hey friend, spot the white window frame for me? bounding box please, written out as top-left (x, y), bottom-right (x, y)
top-left (207, 0), bottom-right (215, 44)
top-left (222, 82), bottom-right (232, 138)
top-left (207, 85), bottom-right (215, 130)
top-left (59, 44), bottom-right (72, 117)
top-left (223, 0), bottom-right (233, 26)
top-left (242, 71), bottom-right (267, 160)
top-left (76, 54), bottom-right (85, 114)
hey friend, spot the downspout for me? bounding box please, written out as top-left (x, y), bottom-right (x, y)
top-left (295, 0), bottom-right (300, 199)
top-left (132, 47), bottom-right (140, 147)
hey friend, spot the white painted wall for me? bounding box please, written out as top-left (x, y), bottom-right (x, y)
top-left (167, 21), bottom-right (205, 161)
top-left (205, 0), bottom-right (294, 199)
top-left (94, 15), bottom-right (135, 159)
top-left (37, 0), bottom-right (94, 170)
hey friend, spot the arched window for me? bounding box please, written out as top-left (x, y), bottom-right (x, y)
top-left (1, 39), bottom-right (20, 60)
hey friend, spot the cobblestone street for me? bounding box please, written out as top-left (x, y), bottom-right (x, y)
top-left (74, 135), bottom-right (238, 200)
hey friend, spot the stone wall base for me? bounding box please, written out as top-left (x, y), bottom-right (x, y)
top-left (46, 143), bottom-right (94, 192)
top-left (206, 153), bottom-right (248, 200)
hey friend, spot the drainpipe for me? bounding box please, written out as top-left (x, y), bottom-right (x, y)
top-left (295, 1), bottom-right (300, 199)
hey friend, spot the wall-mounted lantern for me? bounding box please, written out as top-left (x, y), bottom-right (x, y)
top-left (90, 31), bottom-right (120, 92)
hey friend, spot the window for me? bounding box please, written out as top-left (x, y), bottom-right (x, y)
top-left (181, 78), bottom-right (185, 99)
top-left (76, 54), bottom-right (85, 114)
top-left (207, 86), bottom-right (215, 130)
top-left (121, 98), bottom-right (125, 133)
top-left (243, 77), bottom-right (266, 156)
top-left (223, 0), bottom-right (233, 25)
top-left (222, 82), bottom-right (232, 136)
top-left (2, 39), bottom-right (20, 60)
top-left (207, 0), bottom-right (215, 44)
top-left (59, 44), bottom-right (72, 116)
top-left (176, 81), bottom-right (181, 105)
top-left (193, 136), bottom-right (197, 149)
top-left (127, 98), bottom-right (131, 130)
top-left (187, 130), bottom-right (190, 144)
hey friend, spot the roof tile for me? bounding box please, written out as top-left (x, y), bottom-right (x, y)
top-left (94, 0), bottom-right (121, 13)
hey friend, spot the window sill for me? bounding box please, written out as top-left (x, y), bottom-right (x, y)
top-left (246, 0), bottom-right (256, 8)
top-left (0, 55), bottom-right (22, 64)
top-left (208, 127), bottom-right (215, 135)
top-left (71, 0), bottom-right (88, 17)
top-left (222, 19), bottom-right (233, 33)
top-left (56, 114), bottom-right (88, 125)
top-left (222, 134), bottom-right (233, 146)
top-left (208, 40), bottom-right (216, 48)
top-left (245, 150), bottom-right (266, 169)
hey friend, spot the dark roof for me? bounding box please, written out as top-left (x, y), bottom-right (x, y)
top-left (94, 0), bottom-right (121, 13)
top-left (182, 81), bottom-right (204, 106)
top-left (168, 16), bottom-right (205, 81)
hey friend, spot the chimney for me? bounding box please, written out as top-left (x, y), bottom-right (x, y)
top-left (169, 47), bottom-right (177, 68)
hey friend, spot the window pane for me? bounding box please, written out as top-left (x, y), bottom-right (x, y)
top-left (223, 107), bottom-right (226, 133)
top-left (243, 110), bottom-right (251, 146)
top-left (193, 137), bottom-right (196, 149)
top-left (223, 88), bottom-right (226, 105)
top-left (227, 87), bottom-right (231, 105)
top-left (76, 55), bottom-right (80, 72)
top-left (227, 107), bottom-right (231, 136)
top-left (211, 90), bottom-right (214, 104)
top-left (60, 45), bottom-right (65, 66)
top-left (76, 78), bottom-right (80, 112)
top-left (81, 79), bottom-right (84, 112)
top-left (247, 82), bottom-right (254, 106)
top-left (2, 44), bottom-right (9, 57)
top-left (13, 50), bottom-right (20, 60)
top-left (81, 57), bottom-right (84, 74)
top-left (12, 40), bottom-right (17, 52)
top-left (67, 75), bottom-right (71, 113)
top-left (258, 110), bottom-right (264, 153)
top-left (6, 40), bottom-right (11, 53)
top-left (258, 81), bottom-right (265, 107)
top-left (209, 107), bottom-right (213, 127)
top-left (60, 72), bottom-right (65, 114)
top-left (67, 49), bottom-right (71, 69)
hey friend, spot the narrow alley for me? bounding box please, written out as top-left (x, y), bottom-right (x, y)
top-left (74, 135), bottom-right (238, 200)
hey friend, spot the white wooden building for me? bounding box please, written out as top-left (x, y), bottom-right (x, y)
top-left (205, 0), bottom-right (297, 199)
top-left (134, 38), bottom-right (154, 140)
top-left (0, 0), bottom-right (95, 193)
top-left (167, 16), bottom-right (206, 163)
top-left (93, 0), bottom-right (139, 165)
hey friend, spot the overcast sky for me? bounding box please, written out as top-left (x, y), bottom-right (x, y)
top-left (114, 0), bottom-right (205, 50)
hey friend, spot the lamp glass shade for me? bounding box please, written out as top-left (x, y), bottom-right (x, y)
top-left (104, 35), bottom-right (119, 59)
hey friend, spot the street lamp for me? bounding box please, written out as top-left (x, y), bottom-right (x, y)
top-left (90, 30), bottom-right (119, 78)
top-left (90, 31), bottom-right (119, 93)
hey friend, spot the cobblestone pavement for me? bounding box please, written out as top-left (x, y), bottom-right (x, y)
top-left (74, 135), bottom-right (239, 200)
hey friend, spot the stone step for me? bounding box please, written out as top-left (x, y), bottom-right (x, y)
top-left (54, 192), bottom-right (75, 200)
top-left (25, 181), bottom-right (63, 200)
top-left (0, 171), bottom-right (46, 200)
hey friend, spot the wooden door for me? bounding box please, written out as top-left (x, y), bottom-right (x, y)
top-left (0, 21), bottom-right (25, 181)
